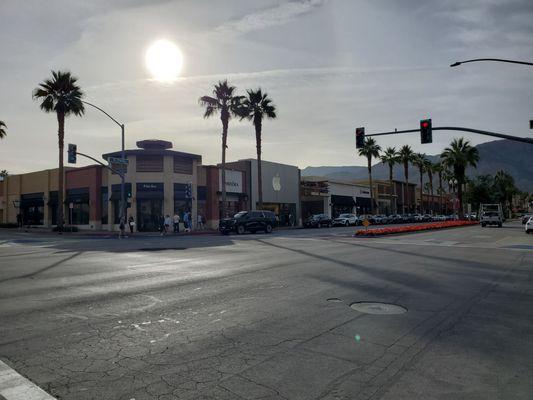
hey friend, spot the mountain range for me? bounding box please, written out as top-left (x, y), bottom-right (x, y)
top-left (302, 140), bottom-right (533, 192)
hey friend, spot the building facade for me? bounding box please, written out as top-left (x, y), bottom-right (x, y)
top-left (301, 177), bottom-right (371, 218)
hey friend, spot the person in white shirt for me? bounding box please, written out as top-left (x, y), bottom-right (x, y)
top-left (197, 213), bottom-right (204, 230)
top-left (173, 213), bottom-right (180, 233)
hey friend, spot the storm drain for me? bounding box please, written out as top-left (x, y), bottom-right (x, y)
top-left (138, 247), bottom-right (186, 252)
top-left (349, 302), bottom-right (407, 315)
top-left (326, 298), bottom-right (343, 303)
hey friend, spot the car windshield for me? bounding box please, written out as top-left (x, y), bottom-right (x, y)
top-left (234, 211), bottom-right (248, 218)
top-left (338, 214), bottom-right (351, 218)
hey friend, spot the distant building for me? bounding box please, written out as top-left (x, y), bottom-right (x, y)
top-left (301, 177), bottom-right (371, 218)
top-left (354, 179), bottom-right (416, 214)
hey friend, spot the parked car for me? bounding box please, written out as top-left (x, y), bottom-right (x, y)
top-left (219, 210), bottom-right (277, 235)
top-left (422, 214), bottom-right (432, 222)
top-left (390, 214), bottom-right (404, 224)
top-left (377, 215), bottom-right (390, 224)
top-left (526, 217), bottom-right (533, 234)
top-left (357, 215), bottom-right (373, 225)
top-left (332, 213), bottom-right (358, 226)
top-left (304, 214), bottom-right (333, 228)
top-left (522, 214), bottom-right (531, 224)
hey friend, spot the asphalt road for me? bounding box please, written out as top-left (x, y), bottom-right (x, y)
top-left (0, 222), bottom-right (532, 399)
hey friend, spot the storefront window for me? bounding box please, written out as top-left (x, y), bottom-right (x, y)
top-left (101, 187), bottom-right (108, 224)
top-left (21, 193), bottom-right (44, 225)
top-left (69, 203), bottom-right (90, 225)
top-left (66, 188), bottom-right (89, 225)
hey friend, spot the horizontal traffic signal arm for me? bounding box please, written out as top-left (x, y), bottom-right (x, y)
top-left (75, 150), bottom-right (126, 177)
top-left (366, 126), bottom-right (533, 145)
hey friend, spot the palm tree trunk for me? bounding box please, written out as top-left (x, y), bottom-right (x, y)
top-left (220, 113), bottom-right (228, 219)
top-left (57, 112), bottom-right (65, 230)
top-left (457, 181), bottom-right (464, 219)
top-left (429, 174), bottom-right (433, 214)
top-left (404, 163), bottom-right (408, 214)
top-left (254, 118), bottom-right (263, 209)
top-left (419, 169), bottom-right (423, 214)
top-left (438, 173), bottom-right (443, 214)
top-left (368, 157), bottom-right (374, 215)
top-left (389, 164), bottom-right (394, 214)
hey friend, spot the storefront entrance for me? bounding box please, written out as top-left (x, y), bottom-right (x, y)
top-left (137, 199), bottom-right (163, 231)
top-left (136, 183), bottom-right (164, 232)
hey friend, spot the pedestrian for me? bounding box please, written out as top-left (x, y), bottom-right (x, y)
top-left (16, 212), bottom-right (22, 229)
top-left (289, 213), bottom-right (294, 227)
top-left (164, 214), bottom-right (171, 235)
top-left (159, 214), bottom-right (166, 236)
top-left (128, 215), bottom-right (135, 234)
top-left (197, 213), bottom-right (204, 230)
top-left (183, 211), bottom-right (190, 232)
top-left (173, 213), bottom-right (180, 233)
top-left (119, 217), bottom-right (126, 239)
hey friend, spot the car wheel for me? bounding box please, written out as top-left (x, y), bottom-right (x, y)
top-left (265, 224), bottom-right (273, 234)
top-left (236, 225), bottom-right (245, 235)
top-left (498, 223), bottom-right (502, 228)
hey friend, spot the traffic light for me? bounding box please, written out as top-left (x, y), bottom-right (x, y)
top-left (355, 127), bottom-right (365, 149)
top-left (420, 119), bottom-right (432, 144)
top-left (68, 143), bottom-right (77, 164)
top-left (185, 182), bottom-right (192, 199)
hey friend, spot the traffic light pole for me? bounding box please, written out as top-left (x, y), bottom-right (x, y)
top-left (367, 126), bottom-right (533, 145)
top-left (82, 101), bottom-right (127, 226)
top-left (74, 151), bottom-right (125, 177)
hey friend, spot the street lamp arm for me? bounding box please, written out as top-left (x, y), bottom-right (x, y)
top-left (82, 100), bottom-right (124, 128)
top-left (450, 58), bottom-right (533, 67)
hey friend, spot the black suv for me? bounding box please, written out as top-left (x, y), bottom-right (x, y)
top-left (219, 210), bottom-right (277, 235)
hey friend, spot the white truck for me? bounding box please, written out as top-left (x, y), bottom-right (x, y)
top-left (479, 204), bottom-right (503, 228)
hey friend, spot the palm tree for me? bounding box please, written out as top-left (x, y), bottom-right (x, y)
top-left (33, 71), bottom-right (84, 230)
top-left (358, 137), bottom-right (381, 214)
top-left (412, 153), bottom-right (427, 214)
top-left (440, 138), bottom-right (479, 219)
top-left (433, 162), bottom-right (444, 213)
top-left (398, 145), bottom-right (415, 213)
top-left (199, 80), bottom-right (244, 218)
top-left (239, 89), bottom-right (277, 209)
top-left (0, 170), bottom-right (7, 179)
top-left (494, 170), bottom-right (517, 218)
top-left (0, 121), bottom-right (6, 139)
top-left (425, 159), bottom-right (434, 214)
top-left (380, 147), bottom-right (398, 214)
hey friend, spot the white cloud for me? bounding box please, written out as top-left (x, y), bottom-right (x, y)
top-left (215, 0), bottom-right (328, 35)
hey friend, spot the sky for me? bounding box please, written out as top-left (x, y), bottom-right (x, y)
top-left (1, 0), bottom-right (533, 173)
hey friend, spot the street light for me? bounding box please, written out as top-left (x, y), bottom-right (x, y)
top-left (450, 58), bottom-right (533, 68)
top-left (81, 100), bottom-right (126, 225)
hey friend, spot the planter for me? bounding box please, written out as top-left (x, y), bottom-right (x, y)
top-left (354, 221), bottom-right (477, 237)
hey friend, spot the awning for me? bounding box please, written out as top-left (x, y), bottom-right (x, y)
top-left (64, 193), bottom-right (89, 204)
top-left (355, 197), bottom-right (372, 208)
top-left (20, 193), bottom-right (44, 207)
top-left (331, 195), bottom-right (356, 207)
top-left (136, 191), bottom-right (164, 200)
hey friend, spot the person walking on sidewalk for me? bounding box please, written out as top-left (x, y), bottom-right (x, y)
top-left (173, 213), bottom-right (180, 233)
top-left (197, 213), bottom-right (204, 230)
top-left (183, 211), bottom-right (190, 232)
top-left (163, 214), bottom-right (171, 235)
top-left (128, 215), bottom-right (135, 235)
top-left (119, 217), bottom-right (126, 239)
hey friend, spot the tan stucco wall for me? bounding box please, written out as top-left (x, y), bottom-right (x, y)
top-left (0, 168), bottom-right (62, 225)
top-left (104, 155), bottom-right (199, 231)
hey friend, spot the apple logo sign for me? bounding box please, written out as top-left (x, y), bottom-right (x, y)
top-left (272, 173), bottom-right (281, 191)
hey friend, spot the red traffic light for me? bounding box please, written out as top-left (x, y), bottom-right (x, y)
top-left (421, 121), bottom-right (429, 128)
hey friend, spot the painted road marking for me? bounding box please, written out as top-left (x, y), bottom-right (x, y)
top-left (0, 360), bottom-right (56, 399)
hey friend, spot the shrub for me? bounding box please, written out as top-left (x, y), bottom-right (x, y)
top-left (354, 221), bottom-right (477, 237)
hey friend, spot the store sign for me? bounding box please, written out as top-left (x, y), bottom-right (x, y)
top-left (272, 174), bottom-right (281, 192)
top-left (137, 183), bottom-right (163, 191)
top-left (219, 170), bottom-right (243, 193)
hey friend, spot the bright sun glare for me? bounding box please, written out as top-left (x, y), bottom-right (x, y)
top-left (145, 39), bottom-right (183, 82)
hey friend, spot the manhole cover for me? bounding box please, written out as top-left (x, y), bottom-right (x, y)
top-left (349, 302), bottom-right (407, 315)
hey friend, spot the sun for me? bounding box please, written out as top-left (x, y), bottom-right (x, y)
top-left (145, 39), bottom-right (183, 82)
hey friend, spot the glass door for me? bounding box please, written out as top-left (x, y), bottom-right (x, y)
top-left (137, 199), bottom-right (163, 231)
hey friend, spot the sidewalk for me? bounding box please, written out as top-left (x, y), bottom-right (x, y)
top-left (0, 227), bottom-right (219, 238)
